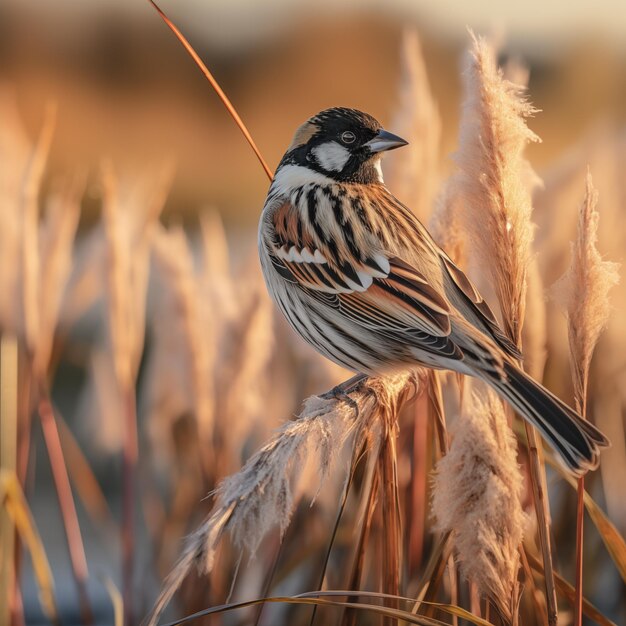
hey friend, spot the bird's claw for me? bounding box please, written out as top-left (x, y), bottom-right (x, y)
top-left (322, 382), bottom-right (360, 417)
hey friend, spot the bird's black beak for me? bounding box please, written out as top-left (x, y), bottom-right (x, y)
top-left (365, 129), bottom-right (408, 153)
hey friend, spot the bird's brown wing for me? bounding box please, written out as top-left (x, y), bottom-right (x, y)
top-left (439, 254), bottom-right (523, 360)
top-left (267, 201), bottom-right (462, 359)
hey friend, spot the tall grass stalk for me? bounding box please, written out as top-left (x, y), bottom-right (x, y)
top-left (432, 388), bottom-right (525, 623)
top-left (386, 28), bottom-right (441, 220)
top-left (38, 387), bottom-right (93, 625)
top-left (101, 162), bottom-right (170, 625)
top-left (0, 336), bottom-right (18, 626)
top-left (146, 373), bottom-right (419, 626)
top-left (453, 33), bottom-right (557, 623)
top-left (147, 0), bottom-right (273, 182)
top-left (11, 102), bottom-right (92, 624)
top-left (553, 172), bottom-right (619, 626)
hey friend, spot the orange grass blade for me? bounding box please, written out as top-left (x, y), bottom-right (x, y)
top-left (147, 0), bottom-right (274, 182)
top-left (38, 386), bottom-right (94, 625)
top-left (0, 470), bottom-right (59, 624)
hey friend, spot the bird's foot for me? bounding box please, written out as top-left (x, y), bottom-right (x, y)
top-left (321, 374), bottom-right (367, 417)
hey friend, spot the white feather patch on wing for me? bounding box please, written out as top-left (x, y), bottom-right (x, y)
top-left (373, 254), bottom-right (390, 274)
top-left (311, 142), bottom-right (351, 172)
top-left (276, 245), bottom-right (328, 265)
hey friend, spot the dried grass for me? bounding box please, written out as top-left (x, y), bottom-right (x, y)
top-left (147, 224), bottom-right (214, 458)
top-left (553, 172), bottom-right (620, 413)
top-left (1, 16), bottom-right (625, 626)
top-left (146, 373), bottom-right (418, 626)
top-left (432, 387), bottom-right (525, 623)
top-left (455, 32), bottom-right (539, 346)
top-left (385, 28), bottom-right (441, 220)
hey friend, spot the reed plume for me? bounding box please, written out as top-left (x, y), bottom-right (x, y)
top-left (429, 180), bottom-right (467, 269)
top-left (521, 258), bottom-right (548, 381)
top-left (552, 172), bottom-right (619, 626)
top-left (0, 90), bottom-right (30, 335)
top-left (147, 224), bottom-right (214, 459)
top-left (455, 32), bottom-right (539, 346)
top-left (0, 95), bottom-right (81, 375)
top-left (146, 372), bottom-right (417, 626)
top-left (385, 28), bottom-right (441, 221)
top-left (432, 387), bottom-right (525, 622)
top-left (553, 172), bottom-right (619, 413)
top-left (101, 162), bottom-right (171, 625)
top-left (448, 32), bottom-right (561, 625)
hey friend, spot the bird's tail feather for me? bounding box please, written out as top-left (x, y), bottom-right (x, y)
top-left (485, 361), bottom-right (609, 476)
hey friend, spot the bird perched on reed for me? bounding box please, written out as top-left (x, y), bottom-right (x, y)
top-left (258, 107), bottom-right (608, 475)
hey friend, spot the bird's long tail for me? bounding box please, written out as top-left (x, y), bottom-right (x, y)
top-left (484, 361), bottom-right (609, 475)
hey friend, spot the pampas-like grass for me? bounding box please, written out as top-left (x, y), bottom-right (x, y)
top-left (0, 96), bottom-right (81, 376)
top-left (521, 258), bottom-right (548, 381)
top-left (552, 171), bottom-right (619, 626)
top-left (101, 162), bottom-right (172, 624)
top-left (101, 163), bottom-right (171, 391)
top-left (385, 28), bottom-right (441, 221)
top-left (432, 387), bottom-right (525, 622)
top-left (553, 172), bottom-right (620, 413)
top-left (146, 372), bottom-right (417, 626)
top-left (147, 224), bottom-right (215, 459)
top-left (429, 180), bottom-right (467, 269)
top-left (455, 33), bottom-right (539, 346)
top-left (0, 89), bottom-right (29, 335)
top-left (450, 33), bottom-right (560, 625)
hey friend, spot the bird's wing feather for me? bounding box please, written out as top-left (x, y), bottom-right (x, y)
top-left (439, 254), bottom-right (523, 360)
top-left (268, 200), bottom-right (457, 350)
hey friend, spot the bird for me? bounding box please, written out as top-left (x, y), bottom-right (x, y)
top-left (258, 106), bottom-right (609, 475)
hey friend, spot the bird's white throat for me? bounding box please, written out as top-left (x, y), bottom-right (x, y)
top-left (272, 164), bottom-right (337, 196)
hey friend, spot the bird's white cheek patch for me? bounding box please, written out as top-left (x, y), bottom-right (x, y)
top-left (311, 142), bottom-right (351, 172)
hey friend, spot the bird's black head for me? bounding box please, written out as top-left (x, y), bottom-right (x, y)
top-left (281, 107), bottom-right (408, 184)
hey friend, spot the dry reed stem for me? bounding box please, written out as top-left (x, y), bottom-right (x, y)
top-left (19, 104), bottom-right (56, 361)
top-left (429, 181), bottom-right (467, 269)
top-left (0, 337), bottom-right (19, 626)
top-left (101, 163), bottom-right (171, 626)
top-left (0, 96), bottom-right (91, 625)
top-left (8, 103), bottom-right (93, 623)
top-left (386, 28), bottom-right (441, 221)
top-left (38, 386), bottom-right (93, 625)
top-left (553, 172), bottom-right (619, 626)
top-left (34, 178), bottom-right (83, 377)
top-left (56, 416), bottom-right (116, 534)
top-left (425, 370), bottom-right (462, 622)
top-left (408, 398), bottom-right (428, 573)
top-left (455, 33), bottom-right (539, 346)
top-left (553, 172), bottom-right (620, 415)
top-left (453, 33), bottom-right (557, 624)
top-left (0, 469), bottom-right (58, 625)
top-left (378, 380), bottom-right (411, 626)
top-left (521, 258), bottom-right (547, 381)
top-left (342, 442), bottom-right (382, 626)
top-left (432, 388), bottom-right (525, 623)
top-left (146, 373), bottom-right (420, 626)
top-left (149, 225), bottom-right (214, 458)
top-left (147, 0), bottom-right (273, 181)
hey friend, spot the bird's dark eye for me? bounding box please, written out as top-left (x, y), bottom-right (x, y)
top-left (341, 131), bottom-right (356, 144)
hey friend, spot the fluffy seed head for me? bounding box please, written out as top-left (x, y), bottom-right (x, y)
top-left (553, 171), bottom-right (620, 411)
top-left (432, 387), bottom-right (525, 623)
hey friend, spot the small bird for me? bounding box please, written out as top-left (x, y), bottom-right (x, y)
top-left (258, 107), bottom-right (608, 475)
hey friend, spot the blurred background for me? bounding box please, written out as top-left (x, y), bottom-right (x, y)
top-left (1, 0), bottom-right (625, 624)
top-left (2, 0), bottom-right (626, 224)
